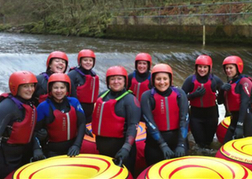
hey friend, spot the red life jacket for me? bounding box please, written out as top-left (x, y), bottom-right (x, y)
top-left (92, 90), bottom-right (130, 138)
top-left (129, 72), bottom-right (150, 101)
top-left (151, 88), bottom-right (180, 131)
top-left (190, 75), bottom-right (216, 108)
top-left (47, 102), bottom-right (77, 142)
top-left (39, 94), bottom-right (48, 104)
top-left (225, 76), bottom-right (252, 112)
top-left (0, 93), bottom-right (37, 144)
top-left (71, 67), bottom-right (99, 103)
top-left (76, 75), bottom-right (99, 103)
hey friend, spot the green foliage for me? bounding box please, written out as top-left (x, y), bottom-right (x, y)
top-left (0, 0), bottom-right (251, 37)
top-left (0, 24), bottom-right (11, 31)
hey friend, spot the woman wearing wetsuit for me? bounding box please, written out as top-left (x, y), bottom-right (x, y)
top-left (128, 53), bottom-right (152, 101)
top-left (33, 51), bottom-right (76, 106)
top-left (34, 73), bottom-right (86, 158)
top-left (0, 71), bottom-right (41, 178)
top-left (141, 63), bottom-right (189, 166)
top-left (221, 56), bottom-right (252, 143)
top-left (182, 55), bottom-right (223, 149)
top-left (92, 66), bottom-right (141, 174)
top-left (68, 49), bottom-right (99, 123)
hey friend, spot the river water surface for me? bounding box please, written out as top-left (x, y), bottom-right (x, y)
top-left (0, 32), bottom-right (251, 120)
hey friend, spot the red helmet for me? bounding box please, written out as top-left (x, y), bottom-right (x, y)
top-left (48, 73), bottom-right (71, 95)
top-left (135, 53), bottom-right (152, 70)
top-left (46, 51), bottom-right (69, 73)
top-left (77, 49), bottom-right (96, 67)
top-left (9, 71), bottom-right (37, 96)
top-left (195, 55), bottom-right (213, 72)
top-left (151, 63), bottom-right (173, 86)
top-left (222, 56), bottom-right (243, 74)
top-left (106, 66), bottom-right (128, 88)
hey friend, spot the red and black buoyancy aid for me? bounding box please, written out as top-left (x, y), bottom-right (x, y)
top-left (225, 76), bottom-right (252, 112)
top-left (151, 88), bottom-right (180, 131)
top-left (73, 68), bottom-right (99, 103)
top-left (38, 72), bottom-right (49, 103)
top-left (129, 71), bottom-right (150, 101)
top-left (46, 99), bottom-right (77, 142)
top-left (0, 93), bottom-right (37, 144)
top-left (92, 90), bottom-right (130, 138)
top-left (189, 74), bottom-right (216, 108)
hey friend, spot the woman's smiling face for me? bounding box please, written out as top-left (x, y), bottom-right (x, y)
top-left (154, 72), bottom-right (170, 92)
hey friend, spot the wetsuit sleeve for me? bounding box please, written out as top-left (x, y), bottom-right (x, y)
top-left (237, 78), bottom-right (252, 125)
top-left (33, 102), bottom-right (49, 149)
top-left (69, 78), bottom-right (77, 98)
top-left (67, 71), bottom-right (78, 98)
top-left (213, 75), bottom-right (225, 104)
top-left (33, 74), bottom-right (47, 106)
top-left (0, 99), bottom-right (20, 137)
top-left (127, 73), bottom-right (134, 90)
top-left (122, 94), bottom-right (141, 151)
top-left (71, 98), bottom-right (86, 148)
top-left (181, 75), bottom-right (194, 100)
top-left (176, 88), bottom-right (189, 147)
top-left (140, 90), bottom-right (166, 145)
top-left (36, 102), bottom-right (50, 123)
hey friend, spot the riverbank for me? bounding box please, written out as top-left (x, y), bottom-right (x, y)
top-left (1, 23), bottom-right (252, 46)
top-left (0, 1), bottom-right (251, 45)
top-left (105, 24), bottom-right (252, 45)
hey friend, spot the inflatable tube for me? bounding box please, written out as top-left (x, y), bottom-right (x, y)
top-left (216, 116), bottom-right (231, 144)
top-left (137, 156), bottom-right (252, 179)
top-left (5, 154), bottom-right (133, 179)
top-left (80, 123), bottom-right (99, 154)
top-left (215, 137), bottom-right (252, 171)
top-left (135, 122), bottom-right (147, 172)
top-left (80, 122), bottom-right (147, 172)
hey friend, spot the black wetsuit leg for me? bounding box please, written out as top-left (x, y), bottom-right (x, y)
top-left (224, 112), bottom-right (238, 143)
top-left (145, 130), bottom-right (179, 166)
top-left (96, 136), bottom-right (136, 175)
top-left (190, 106), bottom-right (218, 147)
top-left (244, 112), bottom-right (252, 136)
top-left (0, 144), bottom-right (25, 178)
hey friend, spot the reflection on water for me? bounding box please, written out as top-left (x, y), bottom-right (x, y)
top-left (0, 32), bottom-right (251, 119)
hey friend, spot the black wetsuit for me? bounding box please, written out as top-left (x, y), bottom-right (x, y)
top-left (33, 70), bottom-right (76, 106)
top-left (221, 75), bottom-right (252, 143)
top-left (35, 96), bottom-right (86, 157)
top-left (94, 88), bottom-right (141, 174)
top-left (141, 87), bottom-right (189, 166)
top-left (0, 95), bottom-right (37, 178)
top-left (68, 66), bottom-right (99, 123)
top-left (182, 73), bottom-right (223, 147)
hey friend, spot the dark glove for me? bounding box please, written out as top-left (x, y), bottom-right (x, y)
top-left (67, 145), bottom-right (80, 157)
top-left (193, 87), bottom-right (206, 97)
top-left (85, 128), bottom-right (94, 138)
top-left (221, 83), bottom-right (231, 91)
top-left (36, 129), bottom-right (47, 141)
top-left (33, 149), bottom-right (45, 161)
top-left (160, 143), bottom-right (174, 159)
top-left (114, 147), bottom-right (130, 162)
top-left (175, 146), bottom-right (186, 157)
top-left (234, 124), bottom-right (243, 139)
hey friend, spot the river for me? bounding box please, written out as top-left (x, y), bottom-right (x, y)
top-left (0, 32), bottom-right (251, 120)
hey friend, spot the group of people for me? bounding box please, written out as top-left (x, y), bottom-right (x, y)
top-left (0, 49), bottom-right (251, 178)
